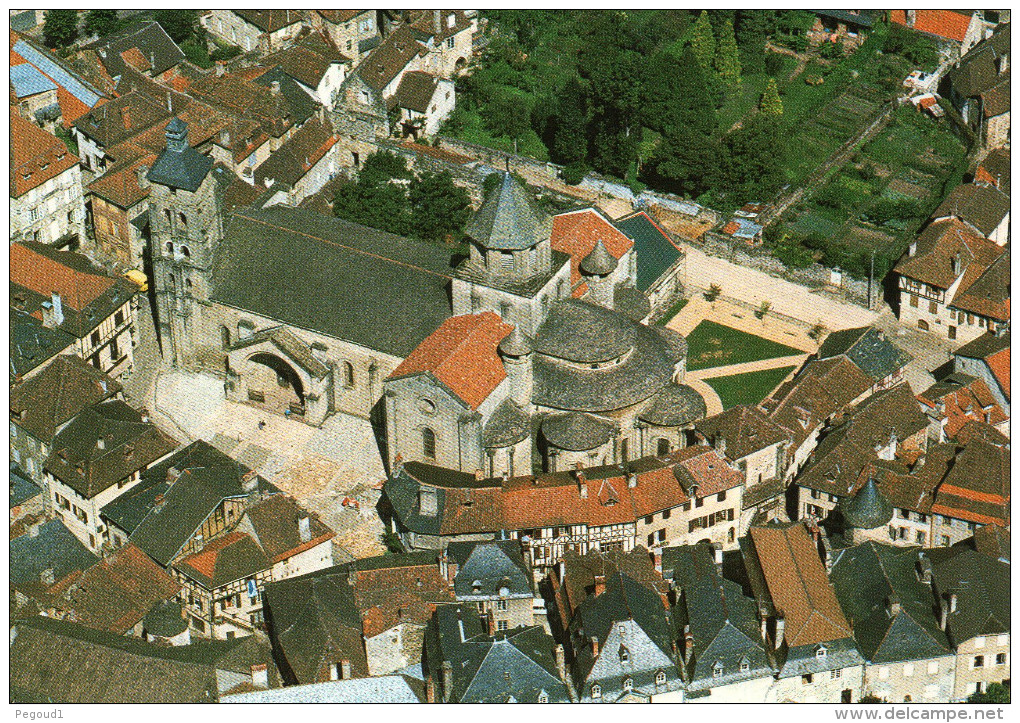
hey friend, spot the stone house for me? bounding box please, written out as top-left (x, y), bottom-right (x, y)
top-left (929, 546), bottom-right (1010, 700)
top-left (668, 543), bottom-right (775, 703)
top-left (816, 326), bottom-right (914, 397)
top-left (612, 210), bottom-right (687, 315)
top-left (308, 10), bottom-right (381, 61)
top-left (391, 70), bottom-right (455, 138)
top-left (742, 523), bottom-right (865, 703)
top-left (11, 111), bottom-right (86, 247)
top-left (10, 519), bottom-right (100, 616)
top-left (10, 62), bottom-right (61, 131)
top-left (260, 36), bottom-right (351, 111)
top-left (87, 153), bottom-right (157, 268)
top-left (408, 10), bottom-right (476, 80)
top-left (11, 33), bottom-right (107, 127)
top-left (894, 218), bottom-right (1009, 344)
top-left (253, 117), bottom-right (342, 205)
top-left (424, 603), bottom-right (573, 702)
top-left (84, 20), bottom-right (185, 86)
top-left (830, 543), bottom-right (956, 703)
top-left (568, 571), bottom-right (685, 703)
top-left (43, 400), bottom-right (178, 553)
top-left (444, 540), bottom-right (536, 631)
top-left (202, 10), bottom-right (305, 54)
top-left (931, 182), bottom-right (1010, 246)
top-left (945, 24), bottom-right (1010, 149)
top-left (10, 355), bottom-right (121, 483)
top-left (807, 11), bottom-right (878, 50)
top-left (890, 10), bottom-right (986, 58)
top-left (72, 92), bottom-right (172, 176)
top-left (11, 241), bottom-right (139, 377)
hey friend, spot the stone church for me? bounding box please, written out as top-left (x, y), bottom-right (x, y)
top-left (147, 119), bottom-right (702, 475)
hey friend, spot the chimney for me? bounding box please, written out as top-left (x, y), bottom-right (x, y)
top-left (340, 659), bottom-right (352, 680)
top-left (41, 568), bottom-right (55, 586)
top-left (886, 594), bottom-right (902, 617)
top-left (715, 435), bottom-right (727, 459)
top-left (41, 293), bottom-right (64, 328)
top-left (590, 635), bottom-right (600, 659)
top-left (593, 574), bottom-right (606, 597)
top-left (441, 660), bottom-right (453, 702)
top-left (28, 522), bottom-right (41, 538)
top-left (683, 624), bottom-right (694, 663)
top-left (554, 644), bottom-right (566, 681)
top-left (433, 9), bottom-right (442, 35)
top-left (908, 240), bottom-right (917, 256)
top-left (216, 61), bottom-right (226, 77)
top-left (486, 609), bottom-right (496, 636)
top-left (713, 545), bottom-right (723, 570)
top-left (951, 253), bottom-right (962, 277)
top-left (575, 463), bottom-right (588, 498)
top-left (419, 486), bottom-right (438, 516)
top-left (627, 472), bottom-right (637, 489)
top-left (457, 606), bottom-right (466, 642)
top-left (426, 678), bottom-right (436, 704)
top-left (136, 165), bottom-right (150, 190)
top-left (949, 592), bottom-right (958, 613)
top-left (219, 129), bottom-right (231, 146)
top-left (774, 616), bottom-right (785, 650)
top-left (250, 663), bottom-right (268, 688)
top-left (474, 469), bottom-right (483, 480)
top-left (906, 9), bottom-right (916, 27)
top-left (997, 50), bottom-right (1009, 74)
top-left (241, 470), bottom-right (259, 492)
top-left (298, 515), bottom-right (311, 543)
top-left (270, 80), bottom-right (281, 96)
top-left (96, 437), bottom-right (106, 451)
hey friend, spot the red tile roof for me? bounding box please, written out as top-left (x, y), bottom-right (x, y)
top-left (550, 208), bottom-right (634, 288)
top-left (890, 10), bottom-right (974, 43)
top-left (388, 312), bottom-right (513, 409)
top-left (352, 563), bottom-right (454, 638)
top-left (10, 242), bottom-right (115, 311)
top-left (917, 375), bottom-right (1007, 439)
top-left (10, 110), bottom-right (79, 197)
top-left (986, 348), bottom-right (1010, 401)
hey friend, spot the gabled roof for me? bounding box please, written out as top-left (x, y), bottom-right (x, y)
top-left (950, 248), bottom-right (1009, 322)
top-left (87, 151), bottom-right (159, 209)
top-left (894, 218), bottom-right (1003, 291)
top-left (392, 70), bottom-right (439, 113)
top-left (357, 25), bottom-right (423, 92)
top-left (551, 207), bottom-right (633, 288)
top-left (146, 118), bottom-right (213, 192)
top-left (448, 540), bottom-right (532, 599)
top-left (954, 330), bottom-right (1010, 361)
top-left (10, 309), bottom-right (75, 380)
top-left (916, 373), bottom-right (1007, 439)
top-left (10, 519), bottom-right (99, 592)
top-left (263, 42), bottom-right (351, 89)
top-left (427, 603), bottom-right (570, 703)
top-left (10, 463), bottom-right (43, 509)
top-left (890, 10), bottom-right (975, 43)
top-left (54, 543), bottom-right (181, 635)
top-left (388, 312), bottom-right (512, 409)
top-left (695, 405), bottom-right (790, 461)
top-left (9, 62), bottom-right (56, 97)
top-left (9, 616), bottom-right (280, 703)
top-left (10, 110), bottom-right (79, 197)
top-left (745, 522), bottom-right (854, 648)
top-left (613, 210), bottom-right (684, 292)
top-left (46, 400), bottom-right (178, 499)
top-left (559, 547), bottom-right (668, 623)
top-left (932, 182), bottom-right (1010, 239)
top-left (829, 543), bottom-right (951, 663)
top-left (234, 9), bottom-right (305, 33)
top-left (928, 546), bottom-right (1010, 644)
top-left (241, 494), bottom-right (334, 563)
top-left (817, 326), bottom-right (913, 383)
top-left (947, 23), bottom-right (1010, 97)
top-left (72, 91), bottom-right (171, 148)
top-left (10, 355), bottom-right (121, 443)
top-left (222, 676), bottom-right (425, 703)
top-left (975, 147), bottom-right (1010, 194)
top-left (85, 20), bottom-right (185, 80)
top-left (465, 173), bottom-right (551, 251)
top-left (174, 532), bottom-right (271, 590)
top-left (11, 36), bottom-right (105, 122)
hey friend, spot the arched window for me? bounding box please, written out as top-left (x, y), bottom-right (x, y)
top-left (618, 645), bottom-right (629, 662)
top-left (220, 326), bottom-right (231, 350)
top-left (620, 438), bottom-right (629, 463)
top-left (727, 527), bottom-right (735, 543)
top-left (422, 427), bottom-right (436, 459)
top-left (178, 211), bottom-right (187, 228)
top-left (166, 241), bottom-right (174, 254)
top-left (343, 361), bottom-right (355, 388)
top-left (655, 670), bottom-right (667, 686)
top-left (918, 319), bottom-right (930, 331)
top-left (657, 437), bottom-right (671, 456)
top-left (164, 209), bottom-right (171, 226)
top-left (181, 246), bottom-right (191, 258)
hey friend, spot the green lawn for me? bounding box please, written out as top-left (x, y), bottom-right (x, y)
top-left (705, 366), bottom-right (798, 410)
top-left (685, 321), bottom-right (802, 371)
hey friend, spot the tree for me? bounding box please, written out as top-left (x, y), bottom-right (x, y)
top-left (358, 151), bottom-right (412, 187)
top-left (724, 115), bottom-right (785, 199)
top-left (552, 77), bottom-right (589, 167)
top-left (715, 19), bottom-right (742, 87)
top-left (482, 88), bottom-right (533, 153)
top-left (333, 180), bottom-right (411, 237)
top-left (646, 128), bottom-right (720, 198)
top-left (84, 9), bottom-right (120, 39)
top-left (755, 300), bottom-right (771, 319)
top-left (43, 10), bottom-right (79, 49)
top-left (642, 47), bottom-right (716, 136)
top-left (153, 10), bottom-right (195, 44)
top-left (735, 10), bottom-right (771, 73)
top-left (967, 683), bottom-right (1010, 704)
top-left (689, 11), bottom-right (716, 72)
top-left (408, 171), bottom-right (472, 244)
top-left (760, 77), bottom-right (784, 118)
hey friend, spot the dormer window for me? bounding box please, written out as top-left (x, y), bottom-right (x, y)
top-left (740, 656), bottom-right (750, 672)
top-left (590, 684), bottom-right (601, 699)
top-left (816, 645), bottom-right (828, 659)
top-left (538, 691), bottom-right (548, 703)
top-left (713, 661), bottom-right (724, 678)
top-left (622, 677), bottom-right (633, 692)
top-left (655, 670), bottom-right (667, 686)
top-left (618, 645), bottom-right (629, 662)
top-left (471, 580), bottom-right (482, 593)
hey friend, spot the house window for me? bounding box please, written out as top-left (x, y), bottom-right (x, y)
top-left (422, 428), bottom-right (437, 458)
top-left (619, 645), bottom-right (629, 662)
top-left (496, 599), bottom-right (508, 612)
top-left (655, 670), bottom-right (667, 686)
top-left (929, 300), bottom-right (938, 314)
top-left (591, 684), bottom-right (601, 699)
top-left (446, 37), bottom-right (454, 49)
top-left (115, 310), bottom-right (125, 327)
top-left (91, 331), bottom-right (100, 347)
top-left (662, 509), bottom-right (670, 520)
top-left (712, 663), bottom-right (724, 678)
top-left (816, 646), bottom-right (827, 658)
top-left (801, 674), bottom-right (813, 685)
top-left (995, 653), bottom-right (1006, 665)
top-left (657, 438), bottom-right (670, 456)
top-left (909, 293), bottom-right (918, 308)
top-left (831, 669), bottom-right (842, 680)
top-left (538, 692), bottom-right (548, 703)
top-left (717, 490), bottom-right (726, 502)
top-left (740, 658), bottom-right (750, 672)
top-left (904, 663), bottom-right (914, 677)
top-left (973, 656), bottom-right (984, 668)
top-left (497, 620), bottom-right (508, 631)
top-left (622, 677), bottom-right (633, 692)
top-left (343, 361), bottom-right (355, 388)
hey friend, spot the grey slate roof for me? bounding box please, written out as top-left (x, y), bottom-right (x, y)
top-left (426, 603), bottom-right (571, 703)
top-left (210, 205), bottom-right (457, 358)
top-left (142, 600), bottom-right (188, 638)
top-left (447, 540), bottom-right (532, 600)
top-left (174, 532), bottom-right (271, 590)
top-left (85, 20), bottom-right (185, 79)
top-left (928, 546), bottom-right (1010, 646)
top-left (614, 285), bottom-right (652, 322)
top-left (9, 616), bottom-right (280, 703)
top-left (10, 309), bottom-right (75, 379)
top-left (954, 330), bottom-right (1010, 360)
top-left (541, 411), bottom-right (616, 451)
top-left (10, 519), bottom-right (99, 589)
top-left (829, 543), bottom-right (951, 664)
top-left (10, 63), bottom-right (57, 97)
top-left (934, 182), bottom-right (1011, 238)
top-left (948, 23), bottom-right (1010, 99)
top-left (251, 66), bottom-right (318, 126)
top-left (839, 477), bottom-right (894, 531)
top-left (108, 440), bottom-right (277, 566)
top-left (639, 383), bottom-right (707, 427)
top-left (613, 210), bottom-right (684, 293)
top-left (580, 239), bottom-right (618, 276)
top-left (532, 300), bottom-right (685, 413)
top-left (669, 544), bottom-right (773, 691)
top-left (482, 397), bottom-right (532, 448)
top-left (222, 676), bottom-right (425, 703)
top-left (817, 326), bottom-right (913, 383)
top-left (568, 571), bottom-right (682, 700)
top-left (146, 118), bottom-right (213, 192)
top-left (10, 463), bottom-right (43, 508)
top-left (464, 173), bottom-right (551, 251)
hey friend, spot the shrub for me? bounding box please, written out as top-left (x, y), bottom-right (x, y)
top-left (755, 301), bottom-right (771, 319)
top-left (704, 284), bottom-right (722, 302)
top-left (561, 161), bottom-right (588, 186)
top-left (210, 45), bottom-right (241, 62)
top-left (820, 41), bottom-right (843, 60)
top-left (808, 323), bottom-right (826, 341)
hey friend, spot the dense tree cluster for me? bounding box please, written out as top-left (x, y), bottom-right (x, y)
top-left (333, 152), bottom-right (472, 245)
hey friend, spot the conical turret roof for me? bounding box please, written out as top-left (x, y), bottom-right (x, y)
top-left (840, 477), bottom-right (894, 530)
top-left (464, 173), bottom-right (548, 250)
top-left (580, 239), bottom-right (618, 276)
